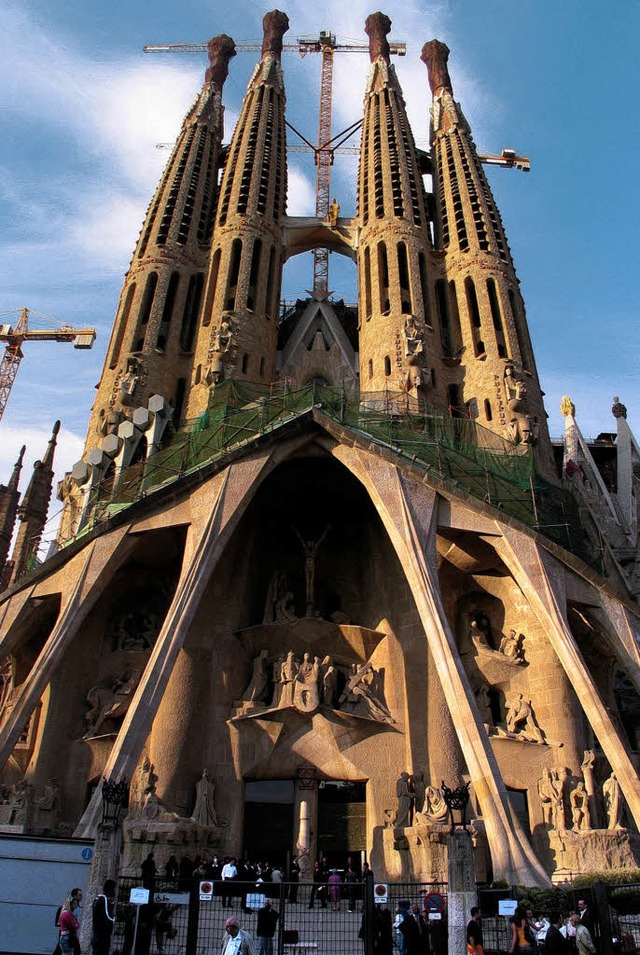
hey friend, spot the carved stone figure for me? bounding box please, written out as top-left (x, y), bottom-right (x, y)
top-left (396, 772), bottom-right (412, 828)
top-left (474, 684), bottom-right (492, 725)
top-left (550, 770), bottom-right (566, 830)
top-left (505, 693), bottom-right (545, 743)
top-left (403, 316), bottom-right (425, 357)
top-left (469, 614), bottom-right (491, 648)
top-left (581, 749), bottom-right (598, 826)
top-left (328, 198), bottom-right (340, 227)
top-left (242, 649), bottom-right (270, 703)
top-left (35, 778), bottom-right (62, 816)
top-left (212, 320), bottom-right (234, 354)
top-left (84, 668), bottom-right (142, 738)
top-left (339, 662), bottom-right (393, 722)
top-left (411, 772), bottom-right (426, 815)
top-left (275, 589), bottom-right (296, 623)
top-left (271, 654), bottom-right (285, 707)
top-left (293, 653), bottom-right (320, 713)
top-left (570, 781), bottom-right (591, 831)
top-left (603, 772), bottom-right (624, 830)
top-left (423, 785), bottom-right (448, 822)
top-left (537, 768), bottom-right (555, 826)
top-left (191, 769), bottom-right (221, 828)
top-left (321, 657), bottom-right (338, 708)
top-left (383, 808), bottom-right (397, 828)
top-left (279, 651), bottom-right (298, 707)
top-left (504, 364), bottom-right (535, 445)
top-left (294, 525), bottom-right (330, 616)
top-left (120, 356), bottom-right (142, 401)
top-left (498, 630), bottom-right (524, 663)
top-left (8, 779), bottom-right (34, 826)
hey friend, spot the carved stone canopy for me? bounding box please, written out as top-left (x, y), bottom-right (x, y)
top-left (234, 618), bottom-right (387, 663)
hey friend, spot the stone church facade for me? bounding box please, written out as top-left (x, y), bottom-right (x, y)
top-left (1, 11), bottom-right (640, 887)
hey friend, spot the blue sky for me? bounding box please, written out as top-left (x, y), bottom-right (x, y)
top-left (1, 0), bottom-right (639, 547)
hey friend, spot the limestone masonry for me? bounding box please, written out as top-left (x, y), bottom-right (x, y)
top-left (1, 10), bottom-right (640, 887)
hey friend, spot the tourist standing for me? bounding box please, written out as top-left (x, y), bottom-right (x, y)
top-left (544, 914), bottom-right (569, 955)
top-left (256, 900), bottom-right (280, 955)
top-left (59, 897), bottom-right (81, 955)
top-left (91, 880), bottom-right (116, 955)
top-left (221, 916), bottom-right (255, 955)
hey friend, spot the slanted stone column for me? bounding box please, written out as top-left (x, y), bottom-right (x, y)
top-left (496, 528), bottom-right (640, 833)
top-left (330, 445), bottom-right (550, 886)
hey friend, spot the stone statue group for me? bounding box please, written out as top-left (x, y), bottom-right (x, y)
top-left (389, 771), bottom-right (449, 829)
top-left (537, 750), bottom-right (625, 832)
top-left (238, 650), bottom-right (393, 722)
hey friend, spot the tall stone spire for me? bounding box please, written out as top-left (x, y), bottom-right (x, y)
top-left (421, 40), bottom-right (554, 471)
top-left (10, 422), bottom-right (59, 583)
top-left (356, 13), bottom-right (436, 404)
top-left (187, 10), bottom-right (290, 414)
top-left (0, 444), bottom-right (25, 586)
top-left (84, 34), bottom-right (237, 449)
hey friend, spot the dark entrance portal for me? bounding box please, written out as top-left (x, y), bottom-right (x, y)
top-left (243, 780), bottom-right (294, 864)
top-left (317, 780), bottom-right (367, 870)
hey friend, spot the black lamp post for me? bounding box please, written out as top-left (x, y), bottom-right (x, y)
top-left (441, 779), bottom-right (471, 833)
top-left (100, 777), bottom-right (129, 827)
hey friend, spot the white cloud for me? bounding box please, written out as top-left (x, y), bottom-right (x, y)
top-left (286, 165), bottom-right (317, 216)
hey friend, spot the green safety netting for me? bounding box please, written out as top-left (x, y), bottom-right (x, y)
top-left (87, 381), bottom-right (598, 571)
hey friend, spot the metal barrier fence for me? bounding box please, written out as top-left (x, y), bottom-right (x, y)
top-left (111, 877), bottom-right (449, 955)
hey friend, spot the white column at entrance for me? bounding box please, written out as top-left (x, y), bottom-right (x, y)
top-left (294, 778), bottom-right (318, 882)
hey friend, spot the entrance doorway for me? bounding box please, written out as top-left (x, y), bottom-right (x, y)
top-left (317, 780), bottom-right (367, 871)
top-left (243, 780), bottom-right (294, 864)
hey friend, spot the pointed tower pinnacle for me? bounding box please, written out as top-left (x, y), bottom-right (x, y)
top-left (10, 422), bottom-right (60, 583)
top-left (421, 39), bottom-right (555, 474)
top-left (357, 13), bottom-right (436, 404)
top-left (84, 34), bottom-right (237, 450)
top-left (0, 444), bottom-right (25, 584)
top-left (187, 10), bottom-right (290, 415)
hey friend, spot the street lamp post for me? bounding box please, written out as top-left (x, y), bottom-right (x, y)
top-left (79, 778), bottom-right (129, 953)
top-left (442, 779), bottom-right (476, 955)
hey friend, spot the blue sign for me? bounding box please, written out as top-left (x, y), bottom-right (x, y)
top-left (81, 848), bottom-right (93, 861)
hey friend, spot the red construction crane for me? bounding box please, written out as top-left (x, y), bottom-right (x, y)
top-left (0, 308), bottom-right (96, 424)
top-left (144, 32), bottom-right (406, 297)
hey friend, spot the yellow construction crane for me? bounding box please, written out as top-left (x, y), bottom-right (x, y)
top-left (0, 308), bottom-right (96, 424)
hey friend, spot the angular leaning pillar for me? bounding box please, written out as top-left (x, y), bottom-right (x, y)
top-left (496, 528), bottom-right (640, 832)
top-left (75, 451), bottom-right (273, 837)
top-left (0, 528), bottom-right (134, 770)
top-left (331, 445), bottom-right (550, 886)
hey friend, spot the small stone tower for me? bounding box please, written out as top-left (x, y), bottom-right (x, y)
top-left (85, 34), bottom-right (237, 449)
top-left (0, 445), bottom-right (24, 587)
top-left (10, 422), bottom-right (59, 583)
top-left (187, 10), bottom-right (290, 416)
top-left (421, 39), bottom-right (554, 472)
top-left (356, 13), bottom-right (436, 404)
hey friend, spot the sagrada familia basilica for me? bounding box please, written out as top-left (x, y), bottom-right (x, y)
top-left (1, 10), bottom-right (639, 887)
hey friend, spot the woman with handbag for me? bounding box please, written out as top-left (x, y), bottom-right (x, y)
top-left (59, 897), bottom-right (81, 955)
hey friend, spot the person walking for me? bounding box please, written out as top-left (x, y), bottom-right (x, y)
top-left (91, 880), bottom-right (116, 955)
top-left (256, 900), bottom-right (280, 955)
top-left (467, 906), bottom-right (483, 955)
top-left (509, 906), bottom-right (536, 955)
top-left (221, 916), bottom-right (255, 955)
